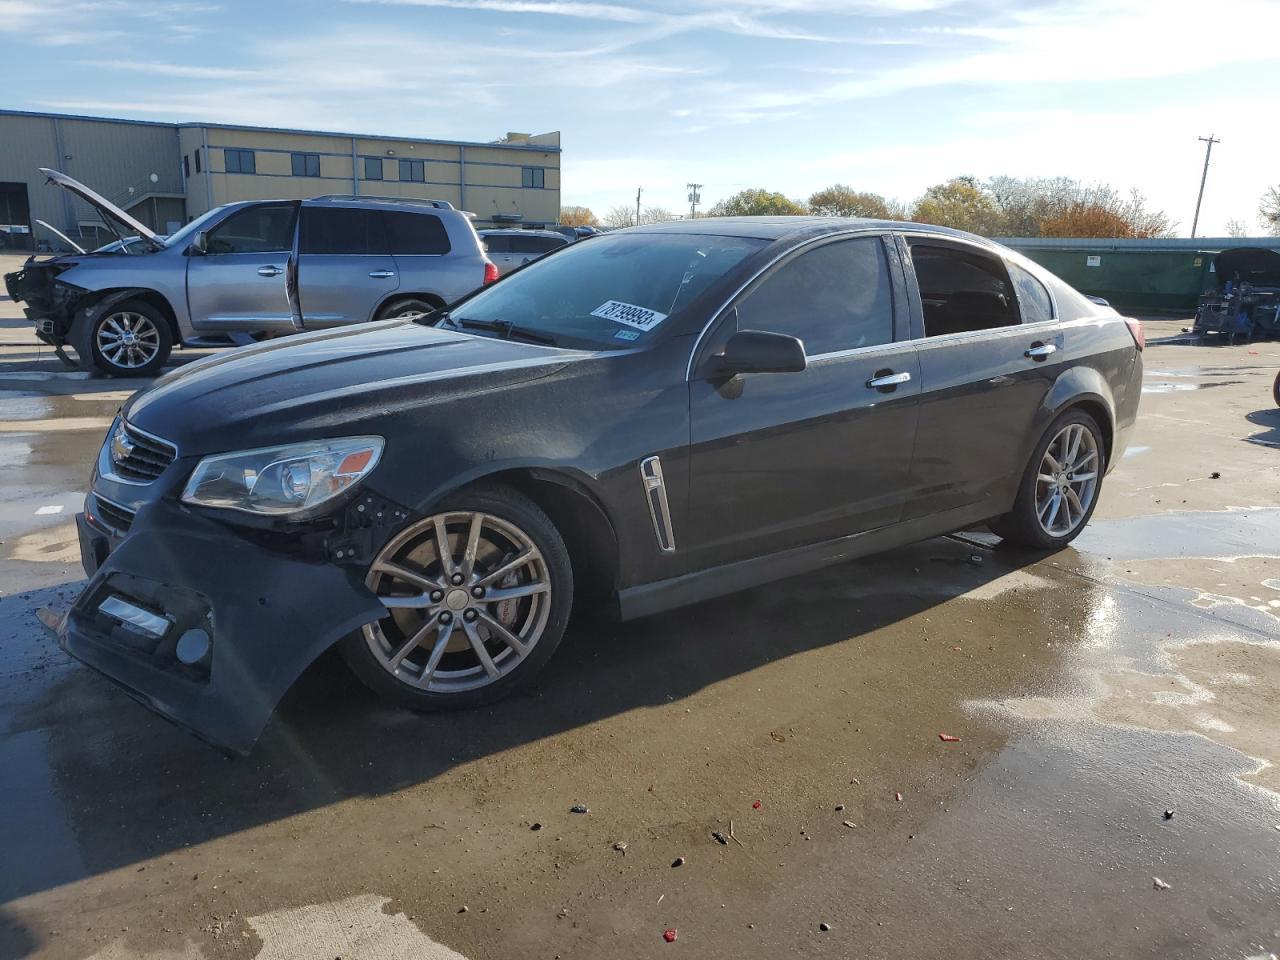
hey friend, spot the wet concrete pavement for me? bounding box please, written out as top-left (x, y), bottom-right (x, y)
top-left (1, 275), bottom-right (1278, 960)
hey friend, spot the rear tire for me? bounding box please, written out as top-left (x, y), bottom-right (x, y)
top-left (341, 484), bottom-right (573, 711)
top-left (376, 297), bottom-right (441, 322)
top-left (89, 299), bottom-right (172, 377)
top-left (1273, 370), bottom-right (1279, 407)
top-left (988, 408), bottom-right (1106, 549)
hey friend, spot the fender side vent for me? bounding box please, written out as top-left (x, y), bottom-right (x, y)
top-left (639, 456), bottom-right (676, 554)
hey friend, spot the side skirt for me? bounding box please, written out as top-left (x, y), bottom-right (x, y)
top-left (616, 501), bottom-right (1001, 621)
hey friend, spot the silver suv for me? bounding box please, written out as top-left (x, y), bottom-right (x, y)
top-left (4, 169), bottom-right (496, 376)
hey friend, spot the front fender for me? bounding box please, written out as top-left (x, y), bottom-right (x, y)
top-left (60, 500), bottom-right (385, 754)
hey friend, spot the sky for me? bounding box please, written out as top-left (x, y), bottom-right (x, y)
top-left (2, 0), bottom-right (1279, 236)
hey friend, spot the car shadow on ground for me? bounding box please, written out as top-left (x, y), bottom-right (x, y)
top-left (1245, 407), bottom-right (1280, 448)
top-left (0, 532), bottom-right (1066, 913)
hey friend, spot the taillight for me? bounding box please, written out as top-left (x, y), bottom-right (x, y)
top-left (1124, 317), bottom-right (1144, 351)
top-left (483, 261), bottom-right (499, 285)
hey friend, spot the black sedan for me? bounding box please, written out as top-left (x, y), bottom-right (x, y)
top-left (62, 217), bottom-right (1143, 752)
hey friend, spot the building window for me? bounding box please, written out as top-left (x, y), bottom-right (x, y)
top-left (364, 157), bottom-right (383, 181)
top-left (194, 149), bottom-right (202, 173)
top-left (291, 152), bottom-right (321, 177)
top-left (224, 149), bottom-right (256, 174)
top-left (522, 167), bottom-right (545, 189)
top-left (183, 155), bottom-right (190, 179)
top-left (398, 159), bottom-right (425, 183)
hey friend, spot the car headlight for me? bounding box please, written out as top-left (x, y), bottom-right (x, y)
top-left (181, 437), bottom-right (384, 516)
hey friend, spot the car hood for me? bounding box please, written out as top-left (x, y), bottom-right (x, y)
top-left (1215, 247), bottom-right (1280, 286)
top-left (39, 167), bottom-right (162, 250)
top-left (124, 320), bottom-right (583, 455)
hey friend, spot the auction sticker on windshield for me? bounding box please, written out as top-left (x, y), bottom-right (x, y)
top-left (591, 300), bottom-right (668, 332)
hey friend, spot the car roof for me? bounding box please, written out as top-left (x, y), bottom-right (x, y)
top-left (625, 216), bottom-right (999, 248)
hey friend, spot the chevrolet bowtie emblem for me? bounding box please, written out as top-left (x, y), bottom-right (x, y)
top-left (111, 425), bottom-right (135, 463)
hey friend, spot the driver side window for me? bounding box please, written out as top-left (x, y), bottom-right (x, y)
top-left (734, 237), bottom-right (894, 355)
top-left (206, 203), bottom-right (297, 255)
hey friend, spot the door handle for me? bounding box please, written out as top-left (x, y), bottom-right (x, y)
top-left (1025, 342), bottom-right (1057, 360)
top-left (866, 370), bottom-right (911, 391)
top-left (368, 270), bottom-right (396, 279)
top-left (257, 266), bottom-right (283, 277)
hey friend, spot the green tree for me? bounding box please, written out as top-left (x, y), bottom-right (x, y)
top-left (709, 189), bottom-right (807, 217)
top-left (910, 177), bottom-right (1004, 235)
top-left (807, 185), bottom-right (904, 219)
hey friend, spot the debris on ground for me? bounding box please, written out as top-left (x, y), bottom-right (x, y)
top-left (530, 823), bottom-right (542, 831)
top-left (1163, 809), bottom-right (1174, 821)
top-left (895, 792), bottom-right (903, 802)
top-left (752, 800), bottom-right (761, 809)
top-left (819, 922), bottom-right (831, 932)
top-left (711, 831), bottom-right (729, 845)
top-left (938, 733), bottom-right (961, 743)
top-left (1210, 472), bottom-right (1221, 479)
top-left (35, 607), bottom-right (63, 632)
top-left (612, 841), bottom-right (628, 855)
top-left (842, 821), bottom-right (857, 829)
top-left (770, 731), bottom-right (786, 743)
top-left (458, 905), bottom-right (470, 913)
top-left (728, 820), bottom-right (745, 847)
top-left (968, 554), bottom-right (984, 565)
top-left (663, 929), bottom-right (678, 943)
top-left (1152, 877), bottom-right (1170, 891)
top-left (671, 857), bottom-right (685, 867)
top-left (570, 804), bottom-right (588, 814)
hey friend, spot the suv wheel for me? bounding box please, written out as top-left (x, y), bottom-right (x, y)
top-left (989, 408), bottom-right (1105, 549)
top-left (89, 300), bottom-right (172, 377)
top-left (341, 484), bottom-right (573, 710)
top-left (376, 297), bottom-right (440, 322)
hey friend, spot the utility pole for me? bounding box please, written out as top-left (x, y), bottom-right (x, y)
top-left (1191, 134), bottom-right (1220, 239)
top-left (687, 182), bottom-right (702, 219)
top-left (635, 186), bottom-right (643, 226)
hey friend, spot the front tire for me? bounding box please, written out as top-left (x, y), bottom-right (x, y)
top-left (89, 300), bottom-right (172, 377)
top-left (989, 409), bottom-right (1105, 549)
top-left (341, 485), bottom-right (573, 711)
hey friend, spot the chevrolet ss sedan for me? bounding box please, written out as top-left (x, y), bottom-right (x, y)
top-left (61, 217), bottom-right (1142, 752)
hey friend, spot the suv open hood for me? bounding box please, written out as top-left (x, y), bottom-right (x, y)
top-left (39, 167), bottom-right (162, 251)
top-left (1215, 247), bottom-right (1280, 286)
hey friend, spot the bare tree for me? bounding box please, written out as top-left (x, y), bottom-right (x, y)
top-left (1224, 218), bottom-right (1248, 238)
top-left (639, 206), bottom-right (676, 224)
top-left (602, 205), bottom-right (637, 229)
top-left (1261, 186), bottom-right (1280, 236)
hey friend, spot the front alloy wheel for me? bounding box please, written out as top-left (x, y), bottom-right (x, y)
top-left (89, 300), bottom-right (173, 377)
top-left (343, 486), bottom-right (573, 710)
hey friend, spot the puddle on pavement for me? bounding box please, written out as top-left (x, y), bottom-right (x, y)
top-left (1142, 380), bottom-right (1242, 393)
top-left (6, 521), bottom-right (81, 564)
top-left (1072, 507), bottom-right (1280, 562)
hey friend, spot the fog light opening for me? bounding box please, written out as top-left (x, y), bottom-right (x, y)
top-left (175, 628), bottom-right (211, 665)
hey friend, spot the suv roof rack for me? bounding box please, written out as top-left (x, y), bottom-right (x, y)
top-left (310, 195), bottom-right (455, 210)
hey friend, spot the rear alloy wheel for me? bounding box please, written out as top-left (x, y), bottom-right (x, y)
top-left (90, 300), bottom-right (172, 377)
top-left (376, 297), bottom-right (440, 323)
top-left (989, 409), bottom-right (1105, 549)
top-left (342, 486), bottom-right (573, 710)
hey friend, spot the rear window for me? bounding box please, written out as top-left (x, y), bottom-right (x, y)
top-left (300, 207), bottom-right (385, 255)
top-left (482, 235), bottom-right (511, 254)
top-left (511, 235), bottom-right (567, 254)
top-left (382, 211), bottom-right (451, 255)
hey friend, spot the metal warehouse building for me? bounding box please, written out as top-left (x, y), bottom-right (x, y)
top-left (0, 109), bottom-right (561, 251)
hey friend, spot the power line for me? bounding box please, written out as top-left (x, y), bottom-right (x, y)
top-left (1190, 134), bottom-right (1219, 239)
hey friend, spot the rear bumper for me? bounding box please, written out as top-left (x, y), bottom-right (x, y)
top-left (61, 499), bottom-right (384, 754)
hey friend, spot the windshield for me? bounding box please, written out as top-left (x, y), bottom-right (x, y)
top-left (163, 206), bottom-right (231, 249)
top-left (442, 232), bottom-right (766, 349)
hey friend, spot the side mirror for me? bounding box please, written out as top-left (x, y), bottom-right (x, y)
top-left (188, 230), bottom-right (209, 255)
top-left (711, 330), bottom-right (807, 376)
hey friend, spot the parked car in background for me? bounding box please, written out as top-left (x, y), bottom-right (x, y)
top-left (480, 228), bottom-right (570, 276)
top-left (61, 216), bottom-right (1142, 752)
top-left (1192, 247), bottom-right (1280, 343)
top-left (4, 169), bottom-right (496, 376)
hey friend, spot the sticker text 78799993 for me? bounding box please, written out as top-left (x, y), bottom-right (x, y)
top-left (590, 300), bottom-right (669, 332)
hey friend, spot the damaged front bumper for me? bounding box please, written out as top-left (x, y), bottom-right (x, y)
top-left (62, 498), bottom-right (386, 754)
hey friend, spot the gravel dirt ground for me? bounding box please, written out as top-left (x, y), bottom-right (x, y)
top-left (1, 250), bottom-right (1278, 960)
